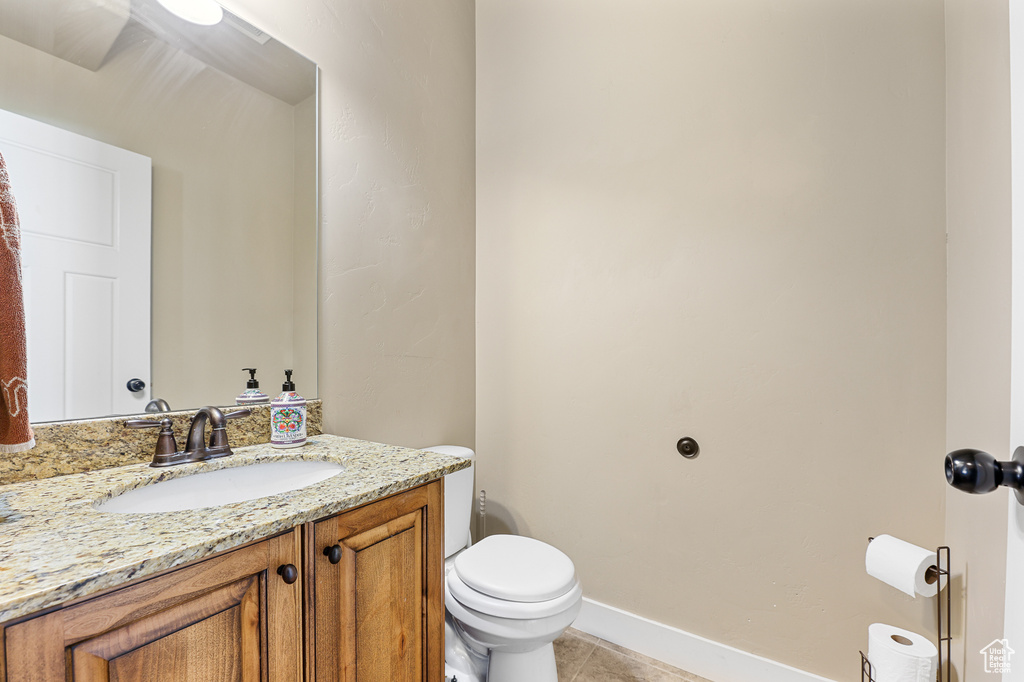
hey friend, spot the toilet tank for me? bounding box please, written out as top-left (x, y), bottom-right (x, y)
top-left (422, 445), bottom-right (476, 558)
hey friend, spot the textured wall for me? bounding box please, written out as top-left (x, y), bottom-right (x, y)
top-left (945, 0), bottom-right (1012, 678)
top-left (476, 1), bottom-right (946, 679)
top-left (218, 0), bottom-right (476, 450)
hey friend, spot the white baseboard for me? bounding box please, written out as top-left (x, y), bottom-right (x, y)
top-left (572, 598), bottom-right (837, 682)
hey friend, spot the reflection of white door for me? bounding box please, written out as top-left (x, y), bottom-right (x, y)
top-left (0, 108), bottom-right (151, 422)
top-left (1008, 6), bottom-right (1024, 680)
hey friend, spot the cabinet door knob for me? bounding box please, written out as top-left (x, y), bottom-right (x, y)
top-left (277, 564), bottom-right (298, 584)
top-left (324, 544), bottom-right (342, 564)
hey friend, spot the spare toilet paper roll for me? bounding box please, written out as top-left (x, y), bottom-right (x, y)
top-left (865, 535), bottom-right (938, 598)
top-left (867, 623), bottom-right (937, 682)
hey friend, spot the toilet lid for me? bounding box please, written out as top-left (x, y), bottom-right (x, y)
top-left (453, 534), bottom-right (577, 602)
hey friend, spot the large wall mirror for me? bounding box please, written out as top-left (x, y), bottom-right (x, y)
top-left (0, 0), bottom-right (318, 423)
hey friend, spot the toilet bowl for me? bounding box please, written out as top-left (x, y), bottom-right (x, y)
top-left (424, 446), bottom-right (582, 682)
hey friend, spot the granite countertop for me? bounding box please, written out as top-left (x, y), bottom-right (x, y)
top-left (0, 434), bottom-right (469, 624)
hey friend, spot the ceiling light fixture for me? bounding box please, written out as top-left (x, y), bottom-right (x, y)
top-left (156, 0), bottom-right (224, 26)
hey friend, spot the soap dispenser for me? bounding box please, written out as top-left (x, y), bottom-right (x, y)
top-left (271, 369), bottom-right (307, 448)
top-left (236, 368), bottom-right (270, 405)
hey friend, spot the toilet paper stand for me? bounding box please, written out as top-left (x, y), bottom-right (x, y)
top-left (859, 545), bottom-right (950, 682)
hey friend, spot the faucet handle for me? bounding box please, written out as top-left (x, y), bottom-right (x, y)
top-left (206, 408), bottom-right (252, 453)
top-left (125, 419), bottom-right (161, 429)
top-left (125, 418), bottom-right (178, 459)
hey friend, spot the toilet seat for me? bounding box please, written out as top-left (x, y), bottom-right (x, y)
top-left (448, 570), bottom-right (583, 620)
top-left (447, 535), bottom-right (581, 620)
top-left (453, 535), bottom-right (576, 601)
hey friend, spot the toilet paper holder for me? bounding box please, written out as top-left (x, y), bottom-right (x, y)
top-left (859, 544), bottom-right (950, 682)
top-left (860, 651), bottom-right (876, 682)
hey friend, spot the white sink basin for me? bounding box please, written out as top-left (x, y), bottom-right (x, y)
top-left (95, 460), bottom-right (345, 514)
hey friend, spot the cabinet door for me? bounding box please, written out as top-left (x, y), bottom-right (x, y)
top-left (310, 481), bottom-right (443, 682)
top-left (3, 529), bottom-right (303, 682)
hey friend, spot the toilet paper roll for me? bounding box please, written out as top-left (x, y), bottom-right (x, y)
top-left (865, 535), bottom-right (938, 598)
top-left (867, 623), bottom-right (937, 682)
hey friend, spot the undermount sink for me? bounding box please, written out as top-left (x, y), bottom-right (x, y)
top-left (94, 460), bottom-right (345, 514)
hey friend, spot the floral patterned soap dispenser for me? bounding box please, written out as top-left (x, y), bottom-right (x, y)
top-left (236, 368), bottom-right (270, 405)
top-left (271, 369), bottom-right (307, 448)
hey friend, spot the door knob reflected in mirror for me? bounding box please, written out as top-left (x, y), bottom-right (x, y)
top-left (945, 446), bottom-right (1024, 505)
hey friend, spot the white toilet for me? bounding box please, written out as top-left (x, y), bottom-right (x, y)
top-left (424, 446), bottom-right (583, 682)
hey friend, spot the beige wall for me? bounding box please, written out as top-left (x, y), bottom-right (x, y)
top-left (218, 0), bottom-right (476, 449)
top-left (945, 0), bottom-right (1012, 678)
top-left (477, 1), bottom-right (946, 679)
top-left (292, 92), bottom-right (319, 405)
top-left (0, 30), bottom-right (316, 414)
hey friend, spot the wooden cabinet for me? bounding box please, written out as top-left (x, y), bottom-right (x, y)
top-left (308, 482), bottom-right (443, 682)
top-left (0, 481), bottom-right (443, 682)
top-left (2, 530), bottom-right (303, 682)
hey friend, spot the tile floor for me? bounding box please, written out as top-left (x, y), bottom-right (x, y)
top-left (553, 628), bottom-right (715, 682)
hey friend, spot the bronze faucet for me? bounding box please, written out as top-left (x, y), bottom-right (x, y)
top-left (144, 398), bottom-right (171, 412)
top-left (126, 406), bottom-right (252, 467)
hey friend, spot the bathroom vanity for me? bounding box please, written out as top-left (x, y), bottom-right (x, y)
top-left (0, 435), bottom-right (468, 681)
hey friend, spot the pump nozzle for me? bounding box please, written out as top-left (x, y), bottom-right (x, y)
top-left (282, 369), bottom-right (295, 392)
top-left (242, 368), bottom-right (259, 389)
